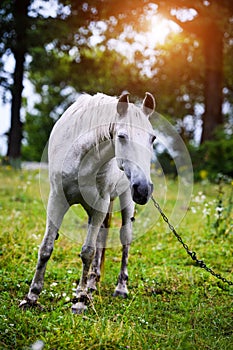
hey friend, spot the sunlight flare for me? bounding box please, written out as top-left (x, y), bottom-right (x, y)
top-left (146, 15), bottom-right (180, 47)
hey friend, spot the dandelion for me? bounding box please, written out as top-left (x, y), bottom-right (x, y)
top-left (199, 169), bottom-right (208, 180)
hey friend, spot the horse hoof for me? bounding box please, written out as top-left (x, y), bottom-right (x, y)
top-left (72, 302), bottom-right (87, 314)
top-left (113, 290), bottom-right (128, 298)
top-left (19, 299), bottom-right (44, 311)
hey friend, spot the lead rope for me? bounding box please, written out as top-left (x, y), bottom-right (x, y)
top-left (151, 195), bottom-right (233, 286)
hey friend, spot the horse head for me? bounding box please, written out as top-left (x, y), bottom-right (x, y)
top-left (114, 92), bottom-right (156, 205)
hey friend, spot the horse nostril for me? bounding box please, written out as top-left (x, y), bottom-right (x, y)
top-left (132, 183), bottom-right (139, 191)
top-left (131, 181), bottom-right (154, 205)
top-left (132, 182), bottom-right (153, 195)
top-left (132, 181), bottom-right (147, 199)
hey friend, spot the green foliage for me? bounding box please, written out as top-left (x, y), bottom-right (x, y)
top-left (189, 127), bottom-right (233, 181)
top-left (22, 113), bottom-right (54, 161)
top-left (138, 32), bottom-right (205, 120)
top-left (2, 0), bottom-right (233, 160)
top-left (189, 176), bottom-right (233, 236)
top-left (0, 168), bottom-right (233, 349)
top-left (20, 0), bottom-right (233, 161)
top-left (155, 151), bottom-right (177, 177)
top-left (211, 175), bottom-right (233, 235)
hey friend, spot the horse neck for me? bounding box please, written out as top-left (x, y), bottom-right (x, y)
top-left (79, 137), bottom-right (115, 177)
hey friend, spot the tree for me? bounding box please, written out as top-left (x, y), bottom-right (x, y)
top-left (91, 0), bottom-right (233, 142)
top-left (0, 0), bottom-right (72, 166)
top-left (2, 0), bottom-right (232, 164)
top-left (27, 0), bottom-right (232, 145)
top-left (0, 0), bottom-right (31, 167)
top-left (156, 0), bottom-right (233, 142)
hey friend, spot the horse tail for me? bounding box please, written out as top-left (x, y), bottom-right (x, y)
top-left (100, 201), bottom-right (113, 276)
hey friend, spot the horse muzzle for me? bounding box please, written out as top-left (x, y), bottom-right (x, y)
top-left (131, 180), bottom-right (153, 205)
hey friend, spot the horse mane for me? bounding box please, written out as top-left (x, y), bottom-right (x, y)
top-left (58, 93), bottom-right (153, 146)
top-left (78, 93), bottom-right (118, 139)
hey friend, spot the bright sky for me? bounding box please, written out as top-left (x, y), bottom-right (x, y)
top-left (0, 53), bottom-right (14, 155)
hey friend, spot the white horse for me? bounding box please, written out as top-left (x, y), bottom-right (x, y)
top-left (20, 92), bottom-right (156, 313)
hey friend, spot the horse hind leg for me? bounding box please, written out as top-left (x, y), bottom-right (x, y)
top-left (19, 192), bottom-right (69, 309)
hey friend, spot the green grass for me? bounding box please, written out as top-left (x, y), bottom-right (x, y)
top-left (0, 167), bottom-right (232, 349)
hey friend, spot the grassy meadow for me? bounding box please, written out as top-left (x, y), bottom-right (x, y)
top-left (0, 167), bottom-right (232, 349)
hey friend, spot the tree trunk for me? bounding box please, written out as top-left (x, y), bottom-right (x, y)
top-left (7, 52), bottom-right (24, 164)
top-left (7, 0), bottom-right (30, 167)
top-left (201, 23), bottom-right (223, 143)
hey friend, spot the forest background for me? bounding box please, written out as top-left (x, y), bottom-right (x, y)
top-left (0, 0), bottom-right (233, 180)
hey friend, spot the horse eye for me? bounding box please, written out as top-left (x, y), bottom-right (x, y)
top-left (118, 131), bottom-right (128, 140)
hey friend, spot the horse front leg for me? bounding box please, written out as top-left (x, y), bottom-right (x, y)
top-left (87, 202), bottom-right (113, 293)
top-left (19, 192), bottom-right (68, 309)
top-left (113, 192), bottom-right (134, 298)
top-left (72, 210), bottom-right (106, 314)
top-left (113, 244), bottom-right (131, 298)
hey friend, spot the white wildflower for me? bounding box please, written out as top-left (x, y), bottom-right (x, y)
top-left (31, 340), bottom-right (45, 350)
top-left (193, 192), bottom-right (206, 203)
top-left (190, 207), bottom-right (197, 214)
top-left (203, 207), bottom-right (210, 217)
top-left (216, 206), bottom-right (224, 213)
top-left (50, 282), bottom-right (58, 288)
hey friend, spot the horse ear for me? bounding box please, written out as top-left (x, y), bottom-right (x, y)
top-left (117, 93), bottom-right (130, 116)
top-left (142, 92), bottom-right (156, 117)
